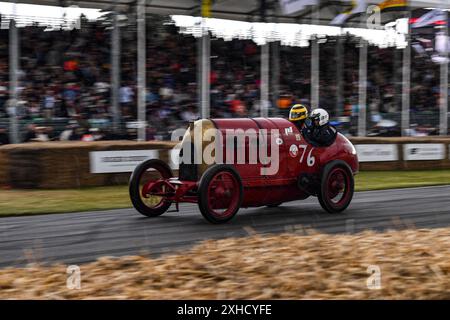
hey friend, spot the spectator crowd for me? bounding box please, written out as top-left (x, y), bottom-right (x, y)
top-left (0, 14), bottom-right (445, 145)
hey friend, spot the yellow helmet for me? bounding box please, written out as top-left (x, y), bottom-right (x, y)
top-left (289, 104), bottom-right (308, 122)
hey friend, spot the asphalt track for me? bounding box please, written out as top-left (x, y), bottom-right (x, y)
top-left (1, 185), bottom-right (450, 268)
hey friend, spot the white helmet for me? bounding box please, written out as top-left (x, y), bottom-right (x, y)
top-left (310, 108), bottom-right (329, 126)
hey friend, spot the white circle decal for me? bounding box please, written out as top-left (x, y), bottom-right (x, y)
top-left (289, 144), bottom-right (298, 157)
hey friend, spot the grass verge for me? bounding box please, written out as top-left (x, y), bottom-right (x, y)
top-left (1, 170), bottom-right (450, 217)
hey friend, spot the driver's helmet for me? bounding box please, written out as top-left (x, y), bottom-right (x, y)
top-left (309, 108), bottom-right (329, 127)
top-left (289, 104), bottom-right (308, 123)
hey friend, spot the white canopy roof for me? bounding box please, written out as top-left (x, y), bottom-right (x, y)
top-left (0, 1), bottom-right (448, 24)
top-left (171, 14), bottom-right (409, 48)
top-left (0, 0), bottom-right (446, 43)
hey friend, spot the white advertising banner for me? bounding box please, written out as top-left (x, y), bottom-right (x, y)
top-left (355, 144), bottom-right (398, 162)
top-left (403, 144), bottom-right (445, 161)
top-left (90, 150), bottom-right (159, 173)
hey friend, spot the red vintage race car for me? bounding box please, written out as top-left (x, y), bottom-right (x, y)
top-left (129, 118), bottom-right (359, 224)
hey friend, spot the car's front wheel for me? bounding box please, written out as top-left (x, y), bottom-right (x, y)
top-left (318, 160), bottom-right (354, 213)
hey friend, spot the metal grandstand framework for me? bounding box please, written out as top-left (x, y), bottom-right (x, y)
top-left (1, 0), bottom-right (450, 143)
top-left (0, 0), bottom-right (447, 23)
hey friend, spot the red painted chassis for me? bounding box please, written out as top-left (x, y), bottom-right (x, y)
top-left (130, 118), bottom-right (359, 224)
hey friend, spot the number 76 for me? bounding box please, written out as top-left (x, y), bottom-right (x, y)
top-left (298, 145), bottom-right (315, 167)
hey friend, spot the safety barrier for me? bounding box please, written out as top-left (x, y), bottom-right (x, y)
top-left (1, 137), bottom-right (450, 189)
top-left (350, 137), bottom-right (450, 171)
top-left (0, 141), bottom-right (177, 189)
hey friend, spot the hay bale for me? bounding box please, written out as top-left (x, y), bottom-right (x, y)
top-left (0, 147), bottom-right (9, 187)
top-left (1, 138), bottom-right (450, 187)
top-left (2, 227), bottom-right (450, 299)
top-left (0, 141), bottom-right (177, 189)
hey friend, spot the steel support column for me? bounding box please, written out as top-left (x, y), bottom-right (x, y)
top-left (197, 28), bottom-right (210, 119)
top-left (137, 0), bottom-right (146, 141)
top-left (401, 10), bottom-right (412, 136)
top-left (9, 17), bottom-right (19, 144)
top-left (358, 39), bottom-right (368, 137)
top-left (336, 35), bottom-right (344, 118)
top-left (260, 43), bottom-right (270, 117)
top-left (271, 41), bottom-right (280, 116)
top-left (310, 5), bottom-right (320, 110)
top-left (439, 10), bottom-right (449, 136)
top-left (111, 5), bottom-right (121, 134)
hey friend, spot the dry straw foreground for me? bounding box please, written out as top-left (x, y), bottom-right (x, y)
top-left (1, 227), bottom-right (450, 299)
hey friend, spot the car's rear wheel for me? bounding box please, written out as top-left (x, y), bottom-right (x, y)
top-left (129, 159), bottom-right (173, 217)
top-left (318, 160), bottom-right (354, 213)
top-left (198, 164), bottom-right (243, 224)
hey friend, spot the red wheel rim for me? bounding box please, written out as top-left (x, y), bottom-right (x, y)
top-left (139, 165), bottom-right (170, 209)
top-left (325, 167), bottom-right (351, 208)
top-left (206, 171), bottom-right (240, 218)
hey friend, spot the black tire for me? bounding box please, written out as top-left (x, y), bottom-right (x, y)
top-left (318, 160), bottom-right (354, 213)
top-left (198, 164), bottom-right (243, 224)
top-left (129, 158), bottom-right (173, 217)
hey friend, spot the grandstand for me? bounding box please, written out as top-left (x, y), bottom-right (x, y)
top-left (0, 0), bottom-right (449, 145)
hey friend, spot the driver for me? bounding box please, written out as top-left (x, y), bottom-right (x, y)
top-left (302, 108), bottom-right (337, 147)
top-left (288, 104), bottom-right (309, 131)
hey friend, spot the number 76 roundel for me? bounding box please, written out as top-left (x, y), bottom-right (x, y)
top-left (290, 144), bottom-right (315, 167)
